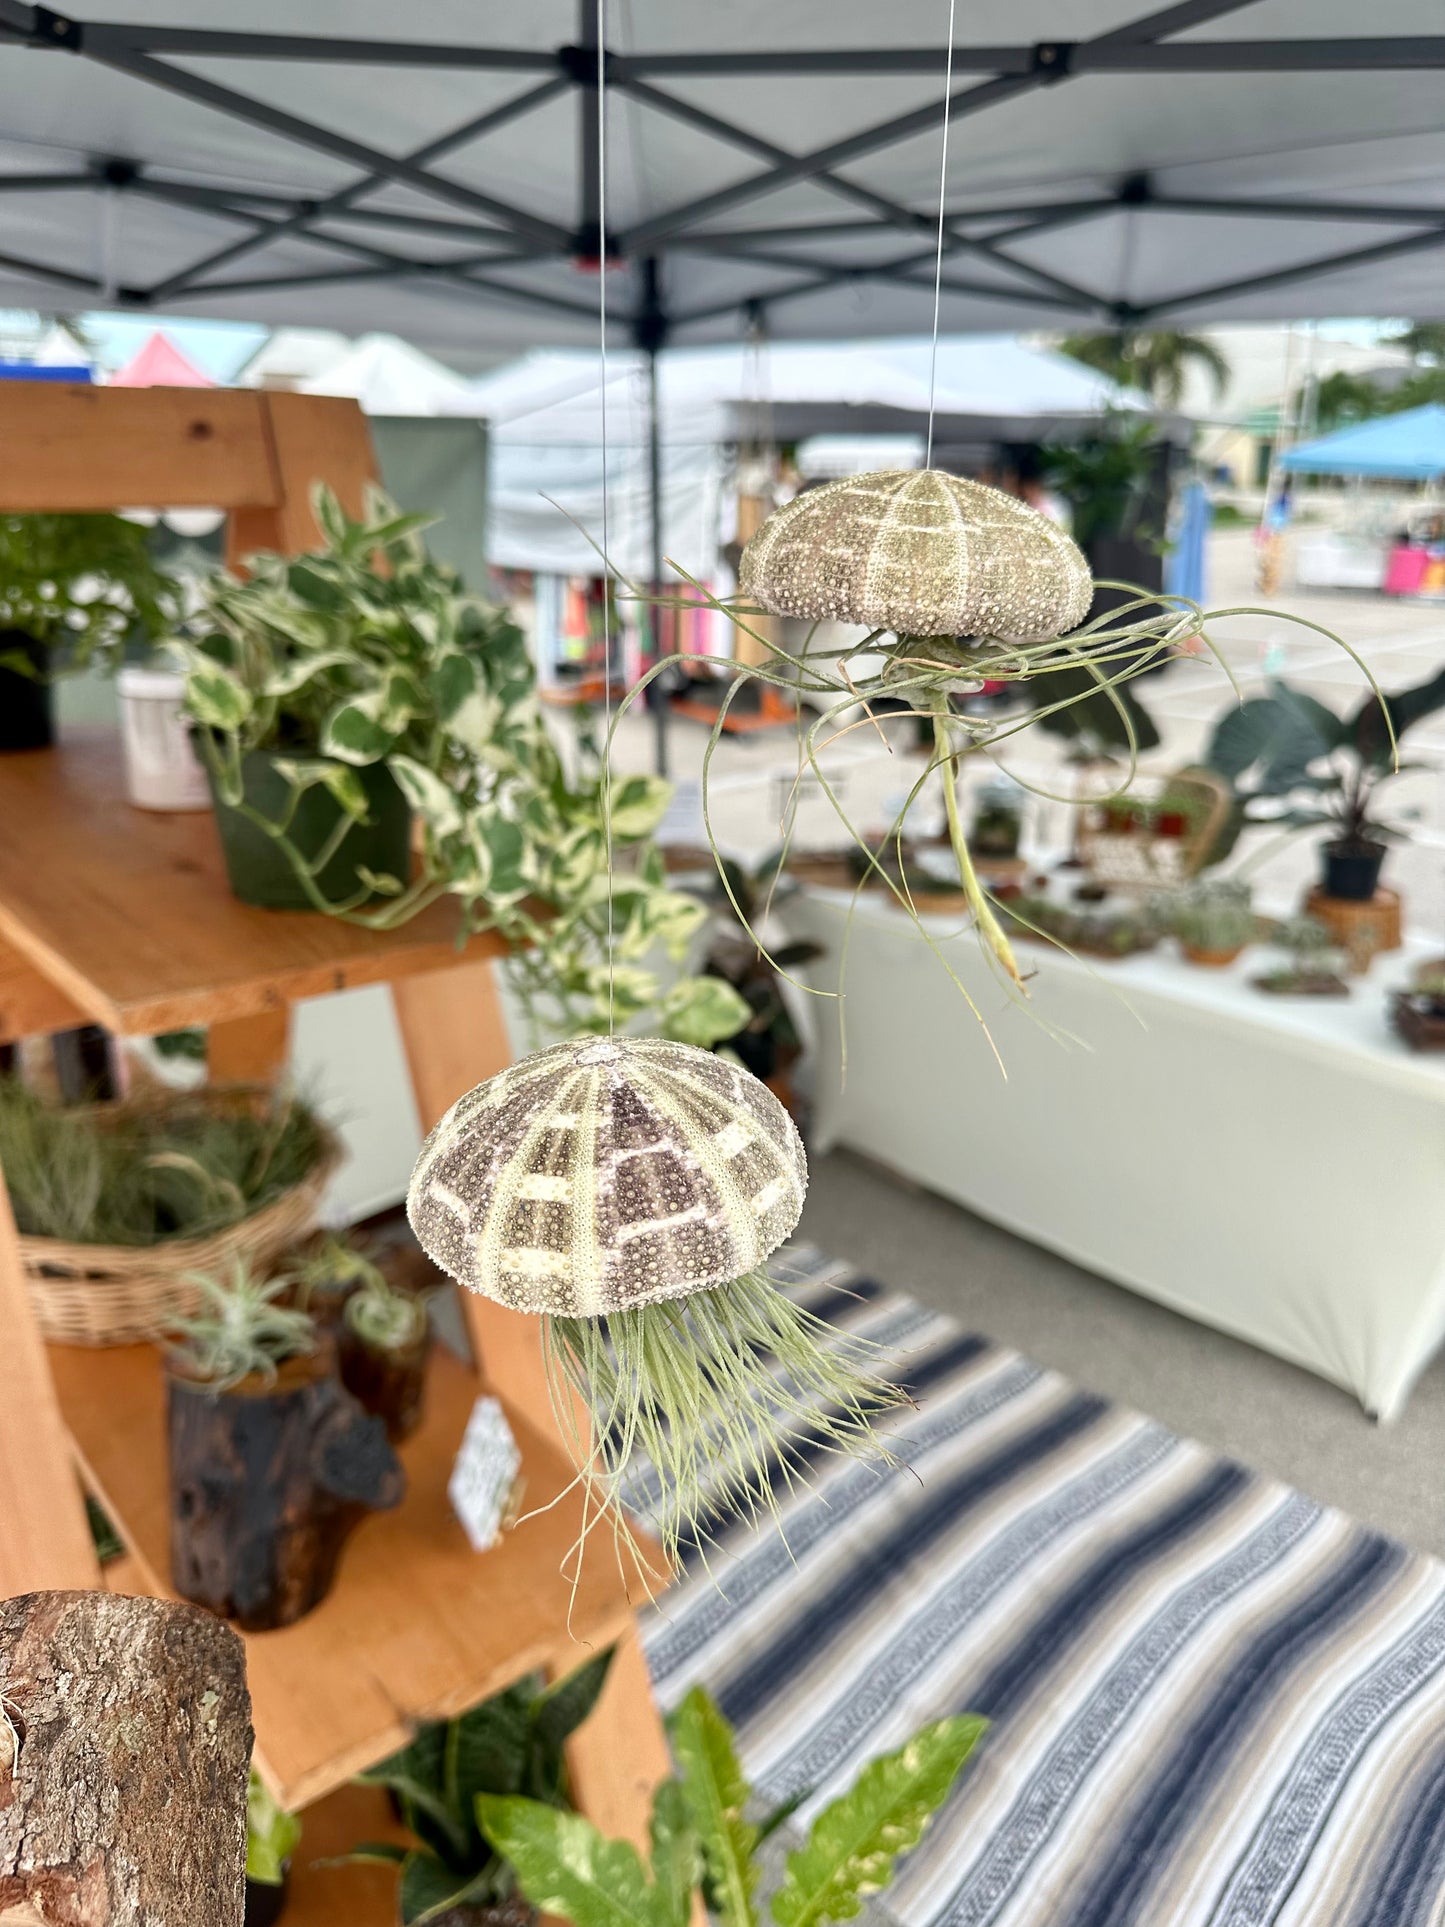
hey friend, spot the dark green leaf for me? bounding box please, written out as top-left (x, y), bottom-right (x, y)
top-left (1350, 664), bottom-right (1445, 767)
top-left (448, 1682), bottom-right (535, 1810)
top-left (531, 1646), bottom-right (616, 1765)
top-left (400, 1849), bottom-right (502, 1926)
top-left (476, 1794), bottom-right (668, 1927)
top-left (770, 1716), bottom-right (986, 1927)
top-left (1029, 666), bottom-right (1160, 753)
top-left (671, 1685), bottom-right (758, 1927)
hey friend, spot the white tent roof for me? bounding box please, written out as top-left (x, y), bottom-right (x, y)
top-left (0, 3), bottom-right (1440, 358)
top-left (296, 331), bottom-right (475, 414)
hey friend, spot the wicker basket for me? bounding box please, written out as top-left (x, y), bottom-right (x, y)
top-left (1076, 768), bottom-right (1231, 893)
top-left (16, 1089), bottom-right (340, 1349)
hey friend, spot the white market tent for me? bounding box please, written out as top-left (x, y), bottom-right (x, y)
top-left (0, 2), bottom-right (1440, 356)
top-left (475, 335), bottom-right (1138, 576)
top-left (295, 331), bottom-right (477, 414)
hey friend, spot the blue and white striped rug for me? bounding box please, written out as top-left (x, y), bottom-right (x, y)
top-left (639, 1250), bottom-right (1445, 1927)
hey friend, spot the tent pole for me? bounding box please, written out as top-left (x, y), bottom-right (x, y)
top-left (636, 254), bottom-right (669, 778)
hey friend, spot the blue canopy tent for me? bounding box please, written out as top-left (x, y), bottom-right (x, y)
top-left (1281, 405), bottom-right (1445, 482)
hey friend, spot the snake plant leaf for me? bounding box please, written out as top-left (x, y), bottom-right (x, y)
top-left (400, 1850), bottom-right (502, 1926)
top-left (671, 1685), bottom-right (759, 1927)
top-left (650, 1778), bottom-right (703, 1927)
top-left (530, 1646), bottom-right (615, 1765)
top-left (770, 1716), bottom-right (986, 1927)
top-left (475, 1795), bottom-right (670, 1927)
top-left (445, 1679), bottom-right (534, 1815)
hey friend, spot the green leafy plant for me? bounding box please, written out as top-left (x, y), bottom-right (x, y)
top-left (168, 1257), bottom-right (315, 1393)
top-left (347, 1648), bottom-right (616, 1925)
top-left (682, 852), bottom-right (823, 1084)
top-left (1040, 412), bottom-right (1162, 550)
top-left (0, 511), bottom-right (179, 674)
top-left (0, 1080), bottom-right (329, 1247)
top-left (247, 1769), bottom-right (303, 1886)
top-left (179, 486), bottom-right (744, 1047)
top-left (1253, 914), bottom-right (1348, 994)
top-left (476, 1683), bottom-right (986, 1927)
top-left (1204, 670), bottom-right (1445, 856)
top-left (1058, 329), bottom-right (1231, 410)
top-left (1165, 876), bottom-right (1257, 955)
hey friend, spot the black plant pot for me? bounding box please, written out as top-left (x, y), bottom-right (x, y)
top-left (0, 630), bottom-right (54, 751)
top-left (202, 745), bottom-right (413, 912)
top-left (1321, 838), bottom-right (1386, 903)
top-left (244, 1866), bottom-right (290, 1927)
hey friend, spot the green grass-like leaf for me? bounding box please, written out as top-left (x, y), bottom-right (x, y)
top-left (672, 1686), bottom-right (759, 1927)
top-left (770, 1716), bottom-right (987, 1927)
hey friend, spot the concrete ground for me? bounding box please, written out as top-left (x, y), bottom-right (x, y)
top-left (603, 525), bottom-right (1445, 1557)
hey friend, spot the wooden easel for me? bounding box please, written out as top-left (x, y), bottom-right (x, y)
top-left (0, 384), bottom-right (672, 1916)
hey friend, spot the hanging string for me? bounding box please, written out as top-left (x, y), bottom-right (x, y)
top-left (596, 0), bottom-right (616, 1034)
top-left (924, 0), bottom-right (958, 472)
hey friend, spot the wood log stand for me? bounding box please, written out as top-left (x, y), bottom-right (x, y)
top-left (168, 1355), bottom-right (404, 1631)
top-left (337, 1321), bottom-right (431, 1443)
top-left (0, 1590), bottom-right (251, 1927)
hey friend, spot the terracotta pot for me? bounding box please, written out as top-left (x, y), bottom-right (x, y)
top-left (1181, 941), bottom-right (1245, 967)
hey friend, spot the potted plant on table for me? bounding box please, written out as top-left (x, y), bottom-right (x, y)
top-left (1167, 876), bottom-right (1257, 966)
top-left (166, 1258), bottom-right (404, 1630)
top-left (0, 511), bottom-right (179, 751)
top-left (1252, 916), bottom-right (1350, 997)
top-left (336, 1255), bottom-right (434, 1443)
top-left (476, 1684), bottom-right (984, 1927)
top-left (344, 1647), bottom-right (617, 1926)
top-left (1392, 967), bottom-right (1445, 1051)
top-left (1203, 670), bottom-right (1445, 904)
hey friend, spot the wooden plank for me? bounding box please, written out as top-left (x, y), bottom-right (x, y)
top-left (283, 1782), bottom-right (406, 1927)
top-left (228, 392), bottom-right (379, 566)
top-left (564, 1622), bottom-right (675, 1858)
top-left (0, 1182), bottom-right (100, 1595)
top-left (0, 937), bottom-right (86, 1046)
top-left (0, 735), bottom-right (509, 1036)
top-left (0, 383), bottom-right (279, 511)
top-left (208, 1006), bottom-right (292, 1084)
top-left (51, 1339), bottom-right (641, 1813)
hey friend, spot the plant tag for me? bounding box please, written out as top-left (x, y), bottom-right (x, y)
top-left (448, 1396), bottom-right (523, 1553)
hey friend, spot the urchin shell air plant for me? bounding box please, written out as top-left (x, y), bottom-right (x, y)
top-left (409, 1036), bottom-right (900, 1566)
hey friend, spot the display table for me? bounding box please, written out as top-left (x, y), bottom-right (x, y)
top-left (789, 888), bottom-right (1445, 1422)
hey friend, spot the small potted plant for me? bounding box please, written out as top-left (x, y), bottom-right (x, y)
top-left (344, 1648), bottom-right (618, 1926)
top-left (166, 1258), bottom-right (404, 1630)
top-left (1169, 877), bottom-right (1257, 966)
top-left (1252, 916), bottom-right (1350, 997)
top-left (0, 511), bottom-right (178, 751)
top-left (337, 1257), bottom-right (434, 1443)
top-left (968, 776), bottom-right (1025, 860)
top-left (293, 1232), bottom-right (379, 1332)
top-left (1392, 966), bottom-right (1445, 1051)
top-left (245, 1770), bottom-right (302, 1927)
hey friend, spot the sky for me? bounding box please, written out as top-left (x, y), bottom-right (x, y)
top-left (80, 312), bottom-right (268, 381)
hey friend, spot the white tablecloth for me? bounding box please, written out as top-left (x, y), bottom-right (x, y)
top-left (788, 889), bottom-right (1445, 1421)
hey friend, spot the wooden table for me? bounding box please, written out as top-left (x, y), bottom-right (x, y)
top-left (0, 736), bottom-right (674, 1909)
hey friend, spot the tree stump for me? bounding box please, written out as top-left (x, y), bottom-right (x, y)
top-left (168, 1354), bottom-right (405, 1631)
top-left (337, 1318), bottom-right (431, 1443)
top-left (0, 1590), bottom-right (251, 1927)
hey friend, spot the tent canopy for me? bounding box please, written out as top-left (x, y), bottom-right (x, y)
top-left (1281, 405), bottom-right (1445, 481)
top-left (109, 327), bottom-right (213, 386)
top-left (0, 2), bottom-right (1441, 361)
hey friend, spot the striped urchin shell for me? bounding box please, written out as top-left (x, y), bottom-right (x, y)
top-left (406, 1037), bottom-right (807, 1317)
top-left (739, 468), bottom-right (1092, 642)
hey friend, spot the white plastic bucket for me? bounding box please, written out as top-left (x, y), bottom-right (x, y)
top-left (117, 665), bottom-right (211, 812)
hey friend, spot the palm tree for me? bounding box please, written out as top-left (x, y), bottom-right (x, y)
top-left (1058, 330), bottom-right (1231, 409)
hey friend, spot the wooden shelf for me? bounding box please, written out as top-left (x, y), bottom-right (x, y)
top-left (0, 733), bottom-right (509, 1037)
top-left (280, 1782), bottom-right (409, 1926)
top-left (53, 1337), bottom-right (650, 1812)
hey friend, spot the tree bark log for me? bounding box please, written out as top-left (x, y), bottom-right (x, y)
top-left (0, 1590), bottom-right (252, 1927)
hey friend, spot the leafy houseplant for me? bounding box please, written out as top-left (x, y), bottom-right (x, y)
top-left (346, 1646), bottom-right (617, 1926)
top-left (1252, 915), bottom-right (1349, 998)
top-left (476, 1683), bottom-right (985, 1927)
top-left (337, 1255), bottom-right (434, 1443)
top-left (1203, 670), bottom-right (1445, 903)
top-left (179, 487), bottom-right (746, 1049)
top-left (166, 1259), bottom-right (404, 1631)
top-left (1167, 876), bottom-right (1257, 966)
top-left (246, 1769), bottom-right (303, 1927)
top-left (0, 511), bottom-right (179, 750)
top-left (689, 854), bottom-right (823, 1091)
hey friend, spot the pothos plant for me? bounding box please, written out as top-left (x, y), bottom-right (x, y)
top-left (177, 487), bottom-right (747, 1048)
top-left (476, 1684), bottom-right (985, 1927)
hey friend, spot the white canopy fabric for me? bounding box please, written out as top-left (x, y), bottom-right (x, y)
top-left (476, 334), bottom-right (1136, 573)
top-left (0, 2), bottom-right (1440, 360)
top-left (296, 331), bottom-right (476, 414)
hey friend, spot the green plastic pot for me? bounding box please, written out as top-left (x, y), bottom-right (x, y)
top-left (204, 747), bottom-right (413, 912)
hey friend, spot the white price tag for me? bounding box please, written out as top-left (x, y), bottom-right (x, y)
top-left (448, 1396), bottom-right (523, 1553)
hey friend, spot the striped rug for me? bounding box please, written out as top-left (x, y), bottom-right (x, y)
top-left (637, 1250), bottom-right (1445, 1927)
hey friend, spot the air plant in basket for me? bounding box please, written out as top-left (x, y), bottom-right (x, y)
top-left (408, 470), bottom-right (1387, 1575)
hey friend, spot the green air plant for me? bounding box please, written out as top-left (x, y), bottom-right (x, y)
top-left (176, 484), bottom-right (746, 1048)
top-left (408, 1036), bottom-right (900, 1571)
top-left (477, 1683), bottom-right (985, 1927)
top-left (345, 1261), bottom-right (430, 1351)
top-left (168, 1257), bottom-right (315, 1393)
top-left (247, 1770), bottom-right (303, 1889)
top-left (345, 1647), bottom-right (616, 1926)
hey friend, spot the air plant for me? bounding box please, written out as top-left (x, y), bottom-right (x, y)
top-left (408, 1035), bottom-right (899, 1567)
top-left (344, 1263), bottom-right (430, 1353)
top-left (168, 1257), bottom-right (315, 1393)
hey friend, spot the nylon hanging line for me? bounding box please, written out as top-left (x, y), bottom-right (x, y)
top-left (596, 0), bottom-right (616, 1034)
top-left (925, 0), bottom-right (958, 471)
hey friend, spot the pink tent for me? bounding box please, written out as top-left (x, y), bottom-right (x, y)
top-left (109, 331), bottom-right (213, 388)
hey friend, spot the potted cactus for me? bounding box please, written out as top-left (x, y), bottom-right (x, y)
top-left (336, 1257), bottom-right (433, 1444)
top-left (166, 1259), bottom-right (404, 1630)
top-left (1169, 877), bottom-right (1257, 966)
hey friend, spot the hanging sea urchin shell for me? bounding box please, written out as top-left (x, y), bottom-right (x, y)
top-left (407, 1036), bottom-right (806, 1317)
top-left (739, 468), bottom-right (1092, 642)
